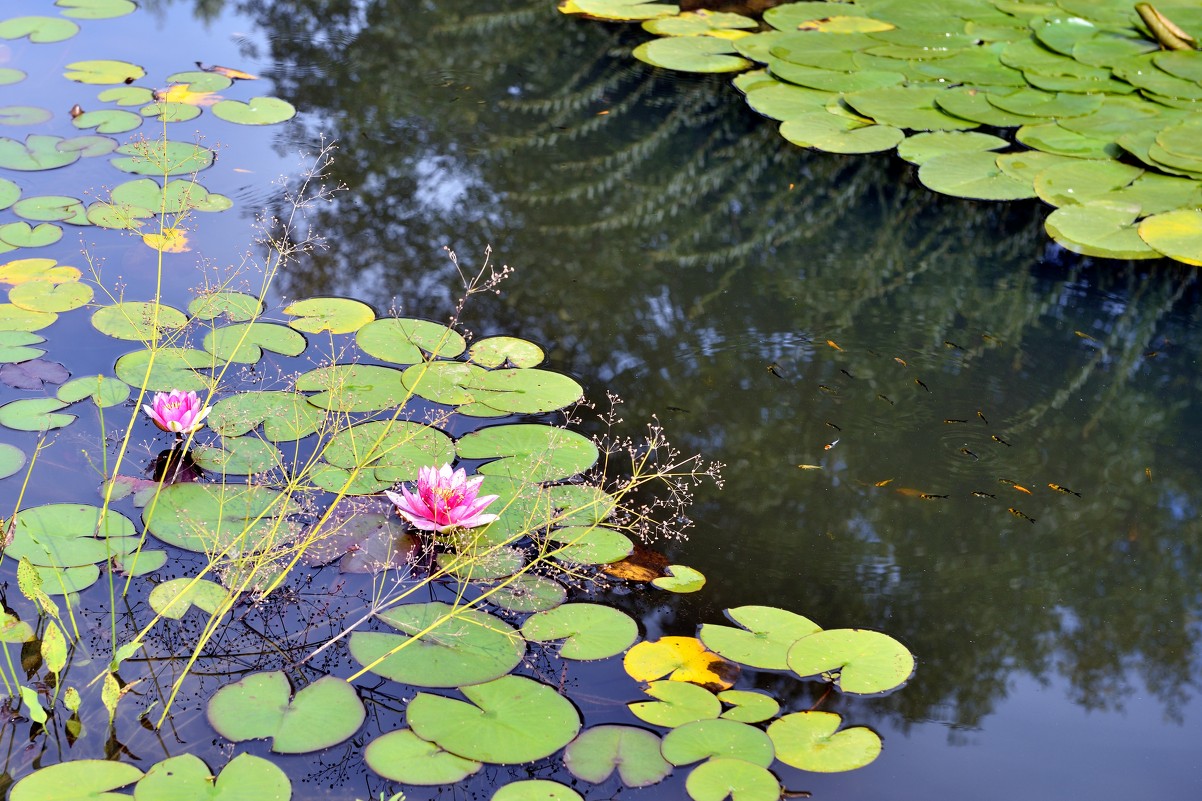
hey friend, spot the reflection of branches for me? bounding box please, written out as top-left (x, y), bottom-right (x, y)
top-left (155, 0), bottom-right (1202, 735)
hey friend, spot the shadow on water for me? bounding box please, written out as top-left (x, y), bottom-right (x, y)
top-left (50, 0), bottom-right (1202, 798)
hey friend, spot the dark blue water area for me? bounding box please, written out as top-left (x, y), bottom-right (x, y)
top-left (4, 1), bottom-right (1202, 800)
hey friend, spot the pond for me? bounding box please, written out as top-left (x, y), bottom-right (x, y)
top-left (2, 0), bottom-right (1202, 799)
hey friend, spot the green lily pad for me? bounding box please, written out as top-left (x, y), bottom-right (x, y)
top-left (467, 335), bottom-right (544, 368)
top-left (56, 375), bottom-right (130, 406)
top-left (1015, 123), bottom-right (1119, 159)
top-left (114, 348), bottom-right (217, 392)
top-left (745, 82), bottom-right (836, 121)
top-left (0, 69), bottom-right (23, 85)
top-left (364, 729), bottom-right (482, 785)
top-left (407, 675), bottom-right (581, 764)
top-left (436, 545), bottom-right (526, 580)
top-left (485, 574), bottom-right (567, 612)
top-left (191, 437), bottom-right (284, 475)
top-left (399, 361), bottom-right (487, 405)
top-left (0, 222), bottom-right (63, 248)
top-left (780, 112), bottom-right (904, 155)
top-left (92, 301), bottom-right (187, 340)
top-left (55, 134), bottom-right (117, 158)
top-left (933, 86), bottom-right (1033, 127)
top-left (1046, 202), bottom-right (1160, 260)
top-left (0, 16), bottom-right (80, 43)
top-left (683, 757), bottom-right (781, 801)
top-left (11, 195), bottom-right (89, 225)
top-left (202, 322), bottom-right (306, 363)
top-left (295, 364), bottom-right (408, 411)
top-left (99, 86), bottom-right (156, 105)
top-left (644, 10), bottom-right (756, 35)
top-left (111, 140), bottom-right (215, 176)
top-left (897, 131), bottom-right (1008, 165)
top-left (6, 503), bottom-right (138, 567)
top-left (211, 96), bottom-right (298, 125)
top-left (208, 390), bottom-right (325, 441)
top-left (56, 0), bottom-right (138, 19)
top-left (492, 781), bottom-right (583, 801)
top-left (918, 151), bottom-right (1038, 200)
top-left (356, 316), bottom-right (466, 363)
top-left (767, 711), bottom-right (881, 772)
top-left (284, 297), bottom-right (375, 333)
top-left (140, 101), bottom-right (201, 125)
top-left (1032, 159), bottom-right (1144, 207)
top-left (143, 483), bottom-right (297, 553)
top-left (308, 464), bottom-right (392, 495)
top-left (0, 107), bottom-right (52, 126)
top-left (0, 303), bottom-right (57, 331)
top-left (165, 70), bottom-right (234, 92)
top-left (547, 525), bottom-right (633, 564)
top-left (207, 671), bottom-right (365, 753)
top-left (787, 628), bottom-right (915, 694)
top-left (652, 564), bottom-right (706, 592)
top-left (628, 680), bottom-right (721, 728)
top-left (661, 718), bottom-right (775, 767)
top-left (112, 549), bottom-right (167, 577)
top-left (188, 291), bottom-right (264, 322)
top-left (521, 603), bottom-right (638, 660)
top-left (147, 577), bottom-right (229, 619)
top-left (321, 420), bottom-right (455, 481)
top-left (467, 368), bottom-right (584, 414)
top-left (0, 442), bottom-right (25, 479)
top-left (700, 606), bottom-right (823, 670)
top-left (457, 424), bottom-right (599, 482)
top-left (0, 331), bottom-right (44, 362)
top-left (9, 280), bottom-right (92, 313)
top-left (349, 601), bottom-right (524, 688)
top-left (301, 510), bottom-right (417, 573)
top-left (563, 725), bottom-right (671, 787)
top-left (9, 760), bottom-right (142, 801)
top-left (1138, 208), bottom-right (1202, 265)
top-left (109, 177), bottom-right (224, 215)
top-left (31, 563), bottom-right (100, 594)
top-left (0, 398), bottom-right (74, 431)
top-left (844, 86), bottom-right (977, 131)
top-left (770, 61), bottom-right (905, 93)
top-left (634, 36), bottom-right (753, 73)
top-left (0, 178), bottom-right (18, 210)
top-left (0, 135), bottom-right (80, 171)
top-left (64, 60), bottom-right (145, 84)
top-left (718, 690), bottom-right (780, 723)
top-left (566, 0), bottom-right (680, 21)
top-left (133, 753), bottom-right (289, 801)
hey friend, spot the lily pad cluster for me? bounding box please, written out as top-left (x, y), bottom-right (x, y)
top-left (338, 597), bottom-right (911, 799)
top-left (0, 6), bottom-right (294, 256)
top-left (8, 754), bottom-right (291, 801)
top-left (562, 0), bottom-right (1202, 264)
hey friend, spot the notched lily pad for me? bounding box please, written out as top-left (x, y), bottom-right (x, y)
top-left (364, 728), bottom-right (482, 785)
top-left (207, 671), bottom-right (366, 753)
top-left (563, 725), bottom-right (671, 787)
top-left (521, 602), bottom-right (638, 660)
top-left (787, 628), bottom-right (915, 695)
top-left (625, 636), bottom-right (739, 690)
top-left (767, 710), bottom-right (882, 772)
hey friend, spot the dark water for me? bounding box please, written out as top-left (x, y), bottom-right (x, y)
top-left (7, 0), bottom-right (1202, 798)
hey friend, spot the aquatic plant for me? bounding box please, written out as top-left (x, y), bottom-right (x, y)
top-left (563, 0), bottom-right (1202, 264)
top-left (142, 388), bottom-right (211, 435)
top-left (385, 463), bottom-right (500, 532)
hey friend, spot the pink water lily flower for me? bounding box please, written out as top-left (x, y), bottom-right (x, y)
top-left (386, 464), bottom-right (499, 533)
top-left (143, 389), bottom-right (211, 435)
